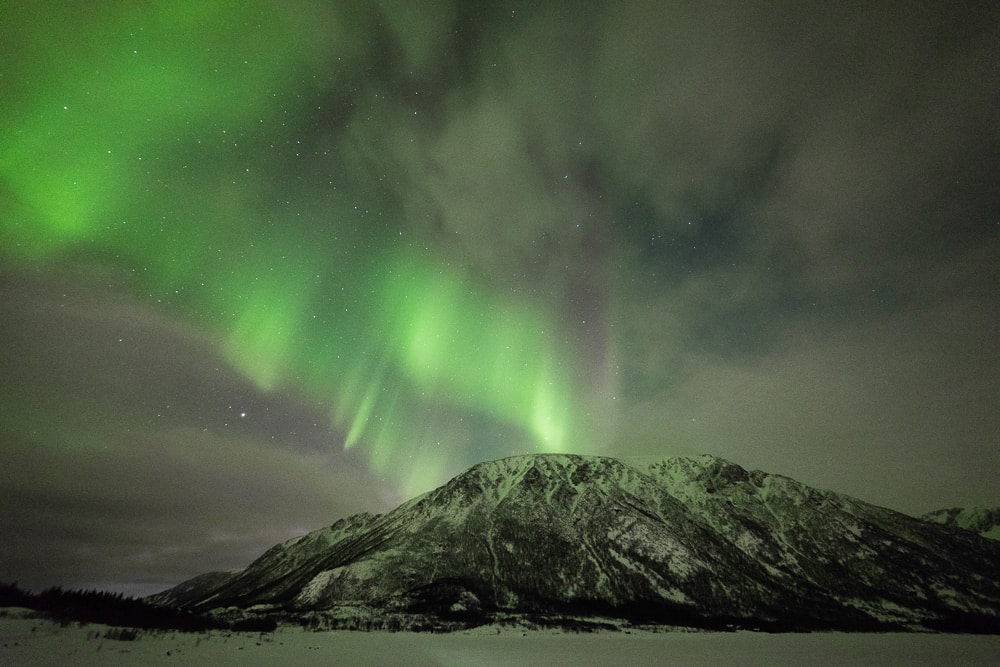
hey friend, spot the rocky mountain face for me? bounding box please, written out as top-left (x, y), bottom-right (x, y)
top-left (149, 454), bottom-right (1000, 632)
top-left (922, 507), bottom-right (1000, 541)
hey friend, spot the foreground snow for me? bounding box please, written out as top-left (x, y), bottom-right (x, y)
top-left (2, 613), bottom-right (999, 667)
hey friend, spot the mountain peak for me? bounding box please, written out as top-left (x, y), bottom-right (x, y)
top-left (150, 453), bottom-right (1000, 633)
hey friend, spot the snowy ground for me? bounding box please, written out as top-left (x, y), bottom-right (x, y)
top-left (2, 611), bottom-right (999, 666)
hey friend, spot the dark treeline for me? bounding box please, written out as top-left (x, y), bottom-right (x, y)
top-left (0, 581), bottom-right (228, 632)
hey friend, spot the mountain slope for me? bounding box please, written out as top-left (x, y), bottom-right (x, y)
top-left (922, 507), bottom-right (1000, 541)
top-left (149, 454), bottom-right (1000, 632)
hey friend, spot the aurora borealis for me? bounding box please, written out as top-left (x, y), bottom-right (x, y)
top-left (2, 1), bottom-right (999, 594)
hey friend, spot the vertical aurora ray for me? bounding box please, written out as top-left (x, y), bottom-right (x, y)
top-left (378, 252), bottom-right (574, 447)
top-left (319, 249), bottom-right (579, 489)
top-left (224, 278), bottom-right (309, 393)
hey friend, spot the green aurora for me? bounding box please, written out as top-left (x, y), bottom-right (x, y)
top-left (1, 2), bottom-right (587, 498)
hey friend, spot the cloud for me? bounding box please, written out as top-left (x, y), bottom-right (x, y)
top-left (615, 292), bottom-right (1000, 514)
top-left (1, 425), bottom-right (393, 595)
top-left (0, 273), bottom-right (399, 592)
top-left (324, 2), bottom-right (1000, 517)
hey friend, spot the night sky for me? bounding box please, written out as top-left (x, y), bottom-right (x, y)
top-left (2, 2), bottom-right (998, 596)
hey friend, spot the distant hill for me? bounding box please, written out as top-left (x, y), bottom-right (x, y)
top-left (148, 454), bottom-right (1000, 633)
top-left (922, 506), bottom-right (1000, 541)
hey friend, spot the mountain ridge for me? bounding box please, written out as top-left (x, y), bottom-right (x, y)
top-left (922, 506), bottom-right (1000, 541)
top-left (149, 453), bottom-right (1000, 633)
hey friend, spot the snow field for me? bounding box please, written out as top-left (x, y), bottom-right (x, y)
top-left (3, 614), bottom-right (1000, 667)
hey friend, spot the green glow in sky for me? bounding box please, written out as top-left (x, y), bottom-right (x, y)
top-left (0, 1), bottom-right (579, 497)
top-left (379, 253), bottom-right (572, 449)
top-left (1, 3), bottom-right (306, 259)
top-left (4, 0), bottom-right (1000, 595)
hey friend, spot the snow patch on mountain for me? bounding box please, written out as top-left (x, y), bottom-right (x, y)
top-left (922, 506), bottom-right (1000, 540)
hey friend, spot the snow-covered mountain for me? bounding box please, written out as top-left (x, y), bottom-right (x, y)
top-left (149, 454), bottom-right (1000, 632)
top-left (922, 507), bottom-right (1000, 541)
